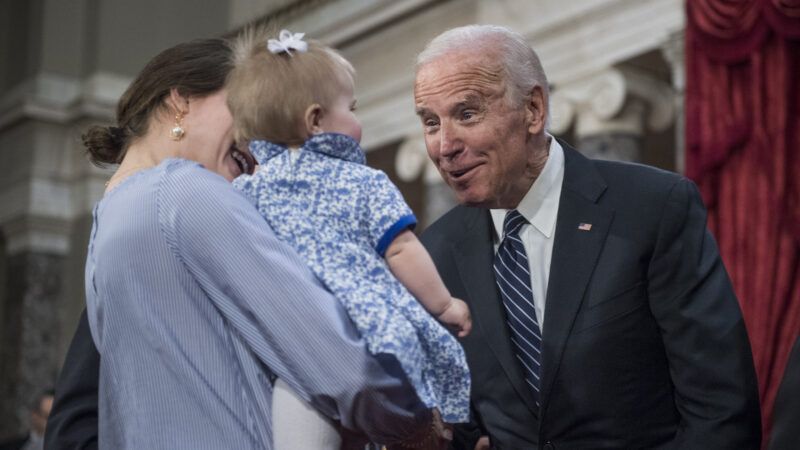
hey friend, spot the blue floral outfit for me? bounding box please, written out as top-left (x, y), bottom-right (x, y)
top-left (233, 133), bottom-right (470, 422)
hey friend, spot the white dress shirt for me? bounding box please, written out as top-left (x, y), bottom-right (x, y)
top-left (491, 136), bottom-right (565, 331)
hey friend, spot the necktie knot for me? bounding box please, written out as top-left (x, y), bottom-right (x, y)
top-left (503, 210), bottom-right (527, 239)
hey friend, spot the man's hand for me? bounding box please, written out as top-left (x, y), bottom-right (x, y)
top-left (474, 436), bottom-right (490, 450)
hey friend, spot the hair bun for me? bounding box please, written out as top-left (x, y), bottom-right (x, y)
top-left (108, 126), bottom-right (127, 147)
top-left (82, 125), bottom-right (127, 167)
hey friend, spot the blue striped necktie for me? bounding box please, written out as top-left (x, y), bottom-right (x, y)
top-left (494, 209), bottom-right (542, 406)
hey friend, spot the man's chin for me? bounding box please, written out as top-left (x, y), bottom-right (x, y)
top-left (453, 189), bottom-right (491, 208)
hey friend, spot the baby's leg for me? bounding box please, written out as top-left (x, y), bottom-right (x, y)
top-left (272, 378), bottom-right (342, 450)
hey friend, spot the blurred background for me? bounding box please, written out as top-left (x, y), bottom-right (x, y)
top-left (0, 0), bottom-right (797, 447)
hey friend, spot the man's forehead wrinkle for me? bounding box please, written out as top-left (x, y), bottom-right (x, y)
top-left (415, 66), bottom-right (504, 105)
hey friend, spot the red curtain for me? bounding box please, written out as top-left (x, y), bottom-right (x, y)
top-left (686, 0), bottom-right (800, 444)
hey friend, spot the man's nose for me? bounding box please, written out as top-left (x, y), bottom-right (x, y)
top-left (438, 122), bottom-right (462, 159)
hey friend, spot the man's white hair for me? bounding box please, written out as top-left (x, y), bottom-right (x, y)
top-left (416, 24), bottom-right (549, 111)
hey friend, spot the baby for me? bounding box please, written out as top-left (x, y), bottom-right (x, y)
top-left (227, 28), bottom-right (471, 448)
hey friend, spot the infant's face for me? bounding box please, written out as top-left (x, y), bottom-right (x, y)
top-left (319, 82), bottom-right (361, 143)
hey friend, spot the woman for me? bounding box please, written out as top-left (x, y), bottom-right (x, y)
top-left (45, 37), bottom-right (449, 449)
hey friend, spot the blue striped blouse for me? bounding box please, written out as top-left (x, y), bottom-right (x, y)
top-left (84, 159), bottom-right (430, 449)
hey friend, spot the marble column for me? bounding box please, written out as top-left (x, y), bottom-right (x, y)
top-left (0, 219), bottom-right (69, 437)
top-left (661, 30), bottom-right (686, 173)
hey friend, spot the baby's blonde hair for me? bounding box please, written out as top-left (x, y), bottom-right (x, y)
top-left (227, 26), bottom-right (355, 146)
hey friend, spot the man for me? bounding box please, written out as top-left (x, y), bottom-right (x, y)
top-left (0, 390), bottom-right (53, 450)
top-left (416, 25), bottom-right (761, 449)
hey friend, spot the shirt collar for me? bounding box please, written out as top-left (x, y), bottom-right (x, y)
top-left (491, 135), bottom-right (565, 240)
top-left (248, 132), bottom-right (365, 166)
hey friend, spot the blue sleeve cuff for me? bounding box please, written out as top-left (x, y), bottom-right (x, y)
top-left (375, 214), bottom-right (417, 257)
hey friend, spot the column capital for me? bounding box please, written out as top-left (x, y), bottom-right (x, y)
top-left (550, 66), bottom-right (675, 139)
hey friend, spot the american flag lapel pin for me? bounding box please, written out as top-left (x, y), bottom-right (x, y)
top-left (578, 222), bottom-right (592, 231)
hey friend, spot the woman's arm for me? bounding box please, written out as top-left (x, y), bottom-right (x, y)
top-left (162, 163), bottom-right (436, 445)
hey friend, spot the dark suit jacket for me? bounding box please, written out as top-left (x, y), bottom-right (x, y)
top-left (769, 334), bottom-right (800, 450)
top-left (44, 311), bottom-right (98, 450)
top-left (0, 435), bottom-right (30, 450)
top-left (421, 143), bottom-right (761, 449)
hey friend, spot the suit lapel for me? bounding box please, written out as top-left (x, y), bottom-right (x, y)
top-left (538, 144), bottom-right (614, 420)
top-left (451, 209), bottom-right (540, 417)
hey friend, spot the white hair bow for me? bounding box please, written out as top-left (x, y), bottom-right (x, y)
top-left (267, 29), bottom-right (308, 56)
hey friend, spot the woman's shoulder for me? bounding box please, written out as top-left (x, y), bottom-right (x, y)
top-left (157, 158), bottom-right (243, 211)
top-left (160, 157), bottom-right (207, 178)
top-left (159, 158), bottom-right (229, 190)
top-left (155, 159), bottom-right (260, 244)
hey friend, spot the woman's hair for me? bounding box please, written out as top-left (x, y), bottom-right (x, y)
top-left (83, 38), bottom-right (234, 166)
top-left (227, 26), bottom-right (354, 146)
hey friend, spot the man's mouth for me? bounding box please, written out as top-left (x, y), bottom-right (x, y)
top-left (231, 148), bottom-right (256, 175)
top-left (448, 164), bottom-right (480, 180)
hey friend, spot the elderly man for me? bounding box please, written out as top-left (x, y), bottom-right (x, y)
top-left (416, 25), bottom-right (761, 449)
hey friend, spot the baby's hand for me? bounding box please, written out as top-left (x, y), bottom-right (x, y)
top-left (437, 297), bottom-right (472, 337)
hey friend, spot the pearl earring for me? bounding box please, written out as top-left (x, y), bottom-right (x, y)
top-left (170, 111), bottom-right (185, 141)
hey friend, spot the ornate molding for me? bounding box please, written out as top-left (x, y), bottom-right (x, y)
top-left (1, 215), bottom-right (72, 255)
top-left (285, 0), bottom-right (442, 46)
top-left (0, 170), bottom-right (107, 256)
top-left (549, 66), bottom-right (675, 138)
top-left (0, 71), bottom-right (127, 132)
top-left (482, 0), bottom-right (684, 84)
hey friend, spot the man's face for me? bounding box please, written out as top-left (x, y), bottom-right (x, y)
top-left (414, 50), bottom-right (544, 208)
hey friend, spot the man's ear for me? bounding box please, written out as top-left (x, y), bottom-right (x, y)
top-left (525, 85), bottom-right (547, 135)
top-left (304, 104), bottom-right (324, 135)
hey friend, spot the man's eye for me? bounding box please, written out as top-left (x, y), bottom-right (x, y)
top-left (461, 110), bottom-right (476, 120)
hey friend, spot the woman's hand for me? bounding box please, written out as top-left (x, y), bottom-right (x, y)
top-left (385, 409), bottom-right (452, 450)
top-left (339, 427), bottom-right (370, 450)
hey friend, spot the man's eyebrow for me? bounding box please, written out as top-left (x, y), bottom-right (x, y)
top-left (449, 94), bottom-right (483, 114)
top-left (415, 93), bottom-right (484, 117)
